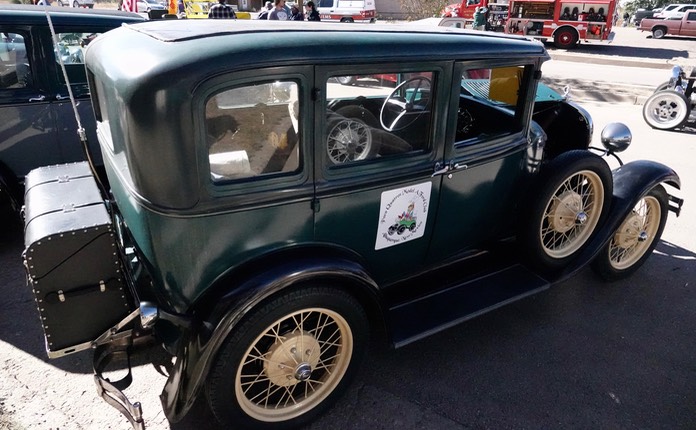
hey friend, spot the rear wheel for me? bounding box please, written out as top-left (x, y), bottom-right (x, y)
top-left (652, 27), bottom-right (666, 39)
top-left (642, 90), bottom-right (690, 130)
top-left (592, 185), bottom-right (669, 281)
top-left (554, 28), bottom-right (578, 49)
top-left (207, 287), bottom-right (369, 430)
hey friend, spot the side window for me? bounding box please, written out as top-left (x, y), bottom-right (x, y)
top-left (688, 11), bottom-right (696, 19)
top-left (206, 80), bottom-right (300, 182)
top-left (55, 32), bottom-right (100, 85)
top-left (0, 31), bottom-right (33, 89)
top-left (456, 65), bottom-right (526, 144)
top-left (318, 0), bottom-right (333, 7)
top-left (324, 71), bottom-right (433, 165)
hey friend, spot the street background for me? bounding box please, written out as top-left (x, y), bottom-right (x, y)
top-left (1, 26), bottom-right (695, 430)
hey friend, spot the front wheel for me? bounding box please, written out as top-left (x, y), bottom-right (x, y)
top-left (206, 287), bottom-right (369, 430)
top-left (521, 150), bottom-right (612, 271)
top-left (642, 90), bottom-right (690, 130)
top-left (592, 185), bottom-right (669, 281)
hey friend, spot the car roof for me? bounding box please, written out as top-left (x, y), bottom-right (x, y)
top-left (0, 4), bottom-right (145, 25)
top-left (86, 20), bottom-right (549, 105)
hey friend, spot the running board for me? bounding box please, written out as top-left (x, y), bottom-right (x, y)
top-left (388, 264), bottom-right (549, 348)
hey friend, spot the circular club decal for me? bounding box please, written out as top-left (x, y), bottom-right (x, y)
top-left (375, 182), bottom-right (432, 250)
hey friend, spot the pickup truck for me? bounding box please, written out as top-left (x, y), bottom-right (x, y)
top-left (638, 10), bottom-right (696, 38)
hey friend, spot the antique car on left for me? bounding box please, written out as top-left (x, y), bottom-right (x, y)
top-left (0, 5), bottom-right (144, 220)
top-left (21, 20), bottom-right (682, 430)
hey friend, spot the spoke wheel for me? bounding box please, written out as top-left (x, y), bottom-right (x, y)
top-left (326, 107), bottom-right (380, 164)
top-left (207, 287), bottom-right (368, 430)
top-left (521, 150), bottom-right (612, 270)
top-left (642, 90), bottom-right (690, 130)
top-left (592, 186), bottom-right (669, 281)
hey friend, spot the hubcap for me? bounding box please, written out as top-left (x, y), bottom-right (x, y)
top-left (264, 331), bottom-right (320, 387)
top-left (549, 191), bottom-right (584, 233)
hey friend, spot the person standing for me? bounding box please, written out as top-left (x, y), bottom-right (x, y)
top-left (289, 5), bottom-right (304, 20)
top-left (472, 6), bottom-right (487, 30)
top-left (208, 0), bottom-right (237, 19)
top-left (257, 1), bottom-right (273, 19)
top-left (268, 0), bottom-right (289, 20)
top-left (305, 1), bottom-right (320, 21)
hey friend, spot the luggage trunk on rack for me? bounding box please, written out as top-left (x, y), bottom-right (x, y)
top-left (23, 162), bottom-right (133, 358)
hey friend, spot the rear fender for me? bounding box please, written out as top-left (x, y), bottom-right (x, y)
top-left (160, 248), bottom-right (381, 422)
top-left (0, 162), bottom-right (22, 211)
top-left (556, 160), bottom-right (681, 281)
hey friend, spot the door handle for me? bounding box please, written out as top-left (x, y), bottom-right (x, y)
top-left (431, 162), bottom-right (451, 177)
top-left (56, 94), bottom-right (69, 101)
top-left (29, 95), bottom-right (46, 102)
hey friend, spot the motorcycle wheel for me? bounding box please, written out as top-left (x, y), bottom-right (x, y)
top-left (653, 81), bottom-right (671, 93)
top-left (642, 90), bottom-right (690, 130)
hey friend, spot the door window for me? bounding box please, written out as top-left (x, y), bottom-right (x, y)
top-left (324, 71), bottom-right (433, 166)
top-left (54, 32), bottom-right (98, 86)
top-left (456, 65), bottom-right (527, 144)
top-left (0, 31), bottom-right (32, 89)
top-left (206, 80), bottom-right (301, 183)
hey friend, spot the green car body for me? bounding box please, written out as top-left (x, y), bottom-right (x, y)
top-left (22, 20), bottom-right (682, 430)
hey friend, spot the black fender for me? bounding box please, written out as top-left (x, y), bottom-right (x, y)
top-left (160, 248), bottom-right (382, 422)
top-left (0, 162), bottom-right (22, 212)
top-left (554, 159), bottom-right (681, 282)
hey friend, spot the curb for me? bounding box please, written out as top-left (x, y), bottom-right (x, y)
top-left (542, 77), bottom-right (654, 105)
top-left (548, 51), bottom-right (678, 70)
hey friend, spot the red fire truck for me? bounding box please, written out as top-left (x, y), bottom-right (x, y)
top-left (441, 0), bottom-right (509, 31)
top-left (504, 0), bottom-right (616, 48)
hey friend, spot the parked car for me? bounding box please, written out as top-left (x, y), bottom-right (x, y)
top-left (137, 0), bottom-right (166, 11)
top-left (630, 8), bottom-right (657, 26)
top-left (0, 5), bottom-right (145, 218)
top-left (56, 0), bottom-right (95, 8)
top-left (22, 21), bottom-right (683, 430)
top-left (638, 9), bottom-right (696, 39)
top-left (654, 3), bottom-right (696, 19)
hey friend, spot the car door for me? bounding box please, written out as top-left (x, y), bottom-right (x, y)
top-left (313, 63), bottom-right (450, 285)
top-left (427, 60), bottom-right (538, 264)
top-left (47, 26), bottom-right (110, 168)
top-left (0, 26), bottom-right (59, 183)
top-left (683, 11), bottom-right (696, 36)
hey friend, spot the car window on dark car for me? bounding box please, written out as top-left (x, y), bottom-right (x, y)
top-left (324, 71), bottom-right (434, 165)
top-left (206, 80), bottom-right (301, 183)
top-left (0, 31), bottom-right (33, 90)
top-left (456, 65), bottom-right (527, 144)
top-left (55, 32), bottom-right (100, 87)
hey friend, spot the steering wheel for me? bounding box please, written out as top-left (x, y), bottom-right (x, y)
top-left (379, 76), bottom-right (432, 132)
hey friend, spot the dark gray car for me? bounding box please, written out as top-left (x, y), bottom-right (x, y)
top-left (0, 5), bottom-right (143, 215)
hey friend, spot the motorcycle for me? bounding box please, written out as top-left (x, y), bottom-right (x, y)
top-left (642, 65), bottom-right (696, 130)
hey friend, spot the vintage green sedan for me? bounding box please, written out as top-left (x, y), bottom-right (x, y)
top-left (22, 20), bottom-right (682, 430)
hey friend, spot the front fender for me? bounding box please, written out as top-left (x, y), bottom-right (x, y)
top-left (160, 253), bottom-right (380, 422)
top-left (555, 159), bottom-right (681, 282)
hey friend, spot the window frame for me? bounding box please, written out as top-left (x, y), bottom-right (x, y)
top-left (314, 61), bottom-right (450, 187)
top-left (196, 66), bottom-right (313, 202)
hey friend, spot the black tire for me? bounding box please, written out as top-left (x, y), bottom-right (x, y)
top-left (326, 106), bottom-right (380, 164)
top-left (336, 76), bottom-right (355, 85)
top-left (554, 28), bottom-right (578, 49)
top-left (652, 27), bottom-right (666, 39)
top-left (206, 287), bottom-right (369, 430)
top-left (642, 90), bottom-right (691, 130)
top-left (591, 185), bottom-right (669, 281)
top-left (521, 150), bottom-right (612, 271)
top-left (654, 81), bottom-right (671, 93)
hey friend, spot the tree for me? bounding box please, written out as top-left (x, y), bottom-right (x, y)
top-left (399, 0), bottom-right (451, 20)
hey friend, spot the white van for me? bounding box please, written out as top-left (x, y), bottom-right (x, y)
top-left (655, 3), bottom-right (696, 19)
top-left (316, 0), bottom-right (376, 22)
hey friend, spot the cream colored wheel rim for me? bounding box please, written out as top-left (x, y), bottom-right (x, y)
top-left (540, 169), bottom-right (604, 259)
top-left (608, 195), bottom-right (661, 270)
top-left (235, 308), bottom-right (353, 422)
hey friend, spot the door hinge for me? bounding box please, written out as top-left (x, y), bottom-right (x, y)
top-left (311, 198), bottom-right (320, 213)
